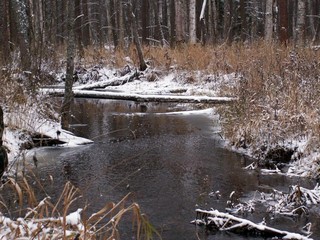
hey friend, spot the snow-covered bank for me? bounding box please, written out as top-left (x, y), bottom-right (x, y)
top-left (193, 208), bottom-right (313, 240)
top-left (2, 98), bottom-right (93, 170)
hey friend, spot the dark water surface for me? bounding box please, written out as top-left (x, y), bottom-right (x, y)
top-left (24, 99), bottom-right (318, 239)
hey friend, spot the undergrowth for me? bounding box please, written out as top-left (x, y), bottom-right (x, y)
top-left (214, 42), bottom-right (320, 173)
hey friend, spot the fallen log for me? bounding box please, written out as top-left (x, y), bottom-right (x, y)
top-left (193, 209), bottom-right (312, 240)
top-left (43, 89), bottom-right (237, 104)
top-left (74, 71), bottom-right (139, 90)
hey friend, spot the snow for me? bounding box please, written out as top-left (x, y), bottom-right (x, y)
top-left (44, 88), bottom-right (236, 104)
top-left (65, 208), bottom-right (83, 226)
top-left (0, 207), bottom-right (86, 239)
top-left (2, 105), bottom-right (93, 169)
top-left (194, 209), bottom-right (313, 240)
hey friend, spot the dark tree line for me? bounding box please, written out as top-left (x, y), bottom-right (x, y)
top-left (0, 0), bottom-right (320, 70)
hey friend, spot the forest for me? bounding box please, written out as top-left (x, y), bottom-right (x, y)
top-left (0, 0), bottom-right (319, 71)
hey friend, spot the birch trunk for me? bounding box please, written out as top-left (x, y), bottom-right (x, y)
top-left (265, 0), bottom-right (273, 41)
top-left (189, 0), bottom-right (196, 44)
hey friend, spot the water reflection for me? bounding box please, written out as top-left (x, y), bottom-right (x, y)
top-left (15, 99), bottom-right (319, 239)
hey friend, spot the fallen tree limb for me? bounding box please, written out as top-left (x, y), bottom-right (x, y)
top-left (43, 89), bottom-right (237, 104)
top-left (74, 71), bottom-right (139, 90)
top-left (193, 209), bottom-right (312, 240)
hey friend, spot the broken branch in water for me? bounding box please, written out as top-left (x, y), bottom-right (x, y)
top-left (192, 209), bottom-right (313, 240)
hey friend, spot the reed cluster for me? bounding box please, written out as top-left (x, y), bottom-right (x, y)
top-left (0, 176), bottom-right (159, 239)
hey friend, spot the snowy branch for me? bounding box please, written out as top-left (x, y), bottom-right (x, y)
top-left (193, 209), bottom-right (313, 240)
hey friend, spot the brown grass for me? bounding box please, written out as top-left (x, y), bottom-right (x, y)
top-left (0, 176), bottom-right (160, 239)
top-left (214, 42), bottom-right (320, 159)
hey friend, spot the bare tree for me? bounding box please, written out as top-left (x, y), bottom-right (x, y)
top-left (128, 1), bottom-right (147, 71)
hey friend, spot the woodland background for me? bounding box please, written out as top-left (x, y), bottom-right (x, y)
top-left (0, 0), bottom-right (319, 71)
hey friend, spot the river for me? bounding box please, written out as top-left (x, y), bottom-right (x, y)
top-left (22, 99), bottom-right (319, 239)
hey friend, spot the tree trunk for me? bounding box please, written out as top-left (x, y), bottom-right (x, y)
top-left (223, 0), bottom-right (232, 43)
top-left (61, 0), bottom-right (75, 130)
top-left (128, 1), bottom-right (147, 71)
top-left (189, 0), bottom-right (197, 44)
top-left (175, 0), bottom-right (186, 44)
top-left (209, 0), bottom-right (218, 44)
top-left (296, 0), bottom-right (306, 46)
top-left (278, 0), bottom-right (289, 45)
top-left (74, 0), bottom-right (83, 56)
top-left (307, 0), bottom-right (316, 39)
top-left (82, 0), bottom-right (91, 47)
top-left (141, 0), bottom-right (150, 45)
top-left (151, 0), bottom-right (166, 46)
top-left (265, 0), bottom-right (273, 41)
top-left (240, 0), bottom-right (247, 42)
top-left (118, 1), bottom-right (125, 47)
top-left (109, 0), bottom-right (118, 48)
top-left (0, 107), bottom-right (4, 141)
top-left (169, 0), bottom-right (175, 46)
top-left (0, 105), bottom-right (7, 178)
top-left (10, 0), bottom-right (32, 71)
top-left (312, 0), bottom-right (320, 44)
top-left (0, 0), bottom-right (10, 64)
top-left (199, 0), bottom-right (207, 44)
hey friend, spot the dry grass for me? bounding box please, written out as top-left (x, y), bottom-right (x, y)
top-left (214, 42), bottom-right (320, 160)
top-left (80, 44), bottom-right (230, 71)
top-left (0, 176), bottom-right (160, 239)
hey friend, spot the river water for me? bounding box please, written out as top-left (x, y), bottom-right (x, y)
top-left (22, 99), bottom-right (319, 239)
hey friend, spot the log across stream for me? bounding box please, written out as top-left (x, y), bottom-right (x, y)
top-left (43, 88), bottom-right (237, 104)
